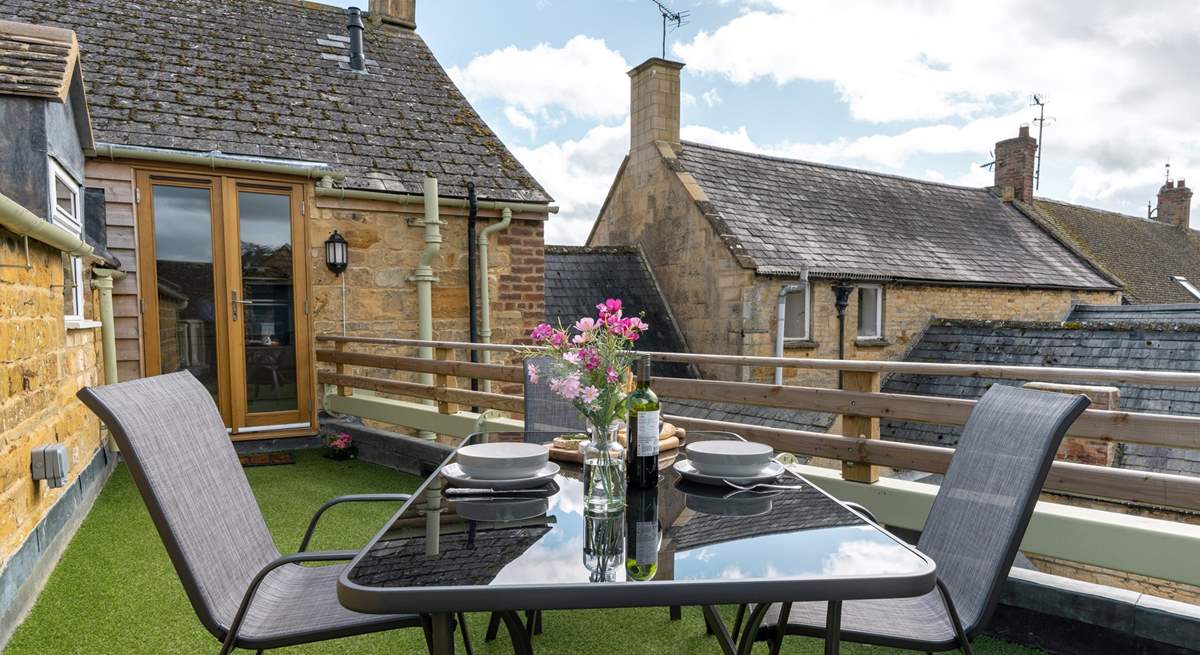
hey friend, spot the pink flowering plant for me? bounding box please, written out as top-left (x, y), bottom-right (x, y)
top-left (323, 431), bottom-right (357, 461)
top-left (523, 298), bottom-right (649, 432)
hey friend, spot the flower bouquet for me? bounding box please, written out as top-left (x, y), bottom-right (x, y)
top-left (524, 298), bottom-right (648, 513)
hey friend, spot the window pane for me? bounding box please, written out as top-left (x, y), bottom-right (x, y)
top-left (238, 191), bottom-right (298, 414)
top-left (858, 288), bottom-right (880, 337)
top-left (152, 185), bottom-right (220, 405)
top-left (54, 177), bottom-right (76, 222)
top-left (784, 290), bottom-right (807, 339)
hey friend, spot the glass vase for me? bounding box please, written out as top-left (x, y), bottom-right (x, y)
top-left (582, 511), bottom-right (625, 583)
top-left (581, 420), bottom-right (626, 514)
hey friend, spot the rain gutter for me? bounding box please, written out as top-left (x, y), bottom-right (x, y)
top-left (95, 143), bottom-right (343, 181)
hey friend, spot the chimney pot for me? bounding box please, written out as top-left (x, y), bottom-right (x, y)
top-left (369, 0), bottom-right (416, 29)
top-left (628, 58), bottom-right (685, 155)
top-left (346, 7), bottom-right (366, 72)
top-left (1156, 174), bottom-right (1194, 229)
top-left (993, 126), bottom-right (1037, 204)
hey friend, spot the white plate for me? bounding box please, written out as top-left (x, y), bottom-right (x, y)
top-left (673, 459), bottom-right (786, 487)
top-left (455, 497), bottom-right (550, 522)
top-left (456, 442), bottom-right (549, 480)
top-left (441, 461), bottom-right (561, 490)
top-left (685, 441), bottom-right (774, 477)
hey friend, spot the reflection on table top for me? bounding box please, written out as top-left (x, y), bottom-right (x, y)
top-left (344, 432), bottom-right (932, 595)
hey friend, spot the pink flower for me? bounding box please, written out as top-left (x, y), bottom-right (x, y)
top-left (549, 330), bottom-right (567, 347)
top-left (604, 298), bottom-right (622, 314)
top-left (531, 323), bottom-right (553, 342)
top-left (527, 364), bottom-right (539, 385)
top-left (563, 350), bottom-right (582, 365)
top-left (579, 386), bottom-right (600, 404)
top-left (606, 367), bottom-right (619, 383)
top-left (574, 317), bottom-right (597, 332)
top-left (583, 349), bottom-right (601, 370)
top-left (572, 333), bottom-right (589, 345)
top-left (628, 317), bottom-right (648, 332)
top-left (549, 374), bottom-right (581, 400)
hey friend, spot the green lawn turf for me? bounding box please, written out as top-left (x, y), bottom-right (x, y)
top-left (5, 450), bottom-right (1041, 654)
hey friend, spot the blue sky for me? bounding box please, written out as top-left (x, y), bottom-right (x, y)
top-left (323, 0), bottom-right (1200, 243)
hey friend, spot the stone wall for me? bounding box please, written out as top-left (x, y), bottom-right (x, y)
top-left (0, 234), bottom-right (104, 567)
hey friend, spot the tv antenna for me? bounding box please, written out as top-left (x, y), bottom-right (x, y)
top-left (651, 0), bottom-right (690, 59)
top-left (980, 150), bottom-right (996, 171)
top-left (1030, 93), bottom-right (1055, 190)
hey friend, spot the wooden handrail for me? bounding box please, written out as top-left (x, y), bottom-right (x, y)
top-left (315, 334), bottom-right (1200, 387)
top-left (316, 372), bottom-right (523, 414)
top-left (315, 348), bottom-right (523, 383)
top-left (653, 377), bottom-right (1200, 450)
top-left (666, 414), bottom-right (1200, 512)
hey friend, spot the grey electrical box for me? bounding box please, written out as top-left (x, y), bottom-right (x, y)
top-left (31, 444), bottom-right (70, 489)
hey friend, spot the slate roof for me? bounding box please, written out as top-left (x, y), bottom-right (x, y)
top-left (881, 319), bottom-right (1200, 477)
top-left (673, 141), bottom-right (1115, 289)
top-left (544, 245), bottom-right (694, 379)
top-left (1028, 198), bottom-right (1200, 304)
top-left (670, 483), bottom-right (856, 550)
top-left (1068, 304), bottom-right (1200, 324)
top-left (543, 244), bottom-right (836, 436)
top-left (3, 0), bottom-right (549, 202)
top-left (0, 19), bottom-right (77, 100)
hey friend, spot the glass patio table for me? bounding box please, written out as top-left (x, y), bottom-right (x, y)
top-left (337, 431), bottom-right (937, 655)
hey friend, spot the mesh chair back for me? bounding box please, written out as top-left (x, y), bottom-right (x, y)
top-left (78, 372), bottom-right (279, 637)
top-left (522, 356), bottom-right (585, 441)
top-left (916, 384), bottom-right (1088, 636)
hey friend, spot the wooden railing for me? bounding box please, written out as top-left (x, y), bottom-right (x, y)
top-left (315, 335), bottom-right (1200, 513)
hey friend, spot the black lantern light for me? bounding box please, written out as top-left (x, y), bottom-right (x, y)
top-left (324, 230), bottom-right (348, 275)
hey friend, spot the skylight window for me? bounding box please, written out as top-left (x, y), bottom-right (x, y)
top-left (1171, 276), bottom-right (1200, 301)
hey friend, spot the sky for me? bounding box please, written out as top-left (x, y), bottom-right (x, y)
top-left (322, 0), bottom-right (1200, 243)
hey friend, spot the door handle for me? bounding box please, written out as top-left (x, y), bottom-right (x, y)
top-left (231, 290), bottom-right (239, 321)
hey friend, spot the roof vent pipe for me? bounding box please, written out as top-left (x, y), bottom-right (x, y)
top-left (347, 7), bottom-right (366, 72)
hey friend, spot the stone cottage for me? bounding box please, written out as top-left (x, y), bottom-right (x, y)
top-left (3, 0), bottom-right (554, 440)
top-left (588, 58), bottom-right (1121, 386)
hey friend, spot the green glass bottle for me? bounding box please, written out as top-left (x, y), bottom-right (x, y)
top-left (625, 486), bottom-right (660, 582)
top-left (627, 356), bottom-right (661, 488)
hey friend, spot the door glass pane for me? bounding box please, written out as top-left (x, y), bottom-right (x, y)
top-left (783, 290), bottom-right (807, 339)
top-left (238, 191), bottom-right (297, 414)
top-left (858, 288), bottom-right (880, 338)
top-left (152, 185), bottom-right (220, 403)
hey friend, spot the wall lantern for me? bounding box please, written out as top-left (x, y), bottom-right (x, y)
top-left (324, 230), bottom-right (348, 275)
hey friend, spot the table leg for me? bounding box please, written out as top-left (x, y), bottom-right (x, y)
top-left (498, 610), bottom-right (535, 655)
top-left (700, 605), bottom-right (737, 655)
top-left (737, 603), bottom-right (770, 655)
top-left (770, 602), bottom-right (791, 655)
top-left (825, 600), bottom-right (842, 655)
top-left (430, 612), bottom-right (455, 655)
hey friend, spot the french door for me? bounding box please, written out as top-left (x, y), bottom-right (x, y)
top-left (136, 171), bottom-right (314, 436)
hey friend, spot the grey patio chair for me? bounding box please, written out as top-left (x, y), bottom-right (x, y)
top-left (77, 371), bottom-right (479, 654)
top-left (744, 383), bottom-right (1089, 655)
top-left (522, 355), bottom-right (587, 439)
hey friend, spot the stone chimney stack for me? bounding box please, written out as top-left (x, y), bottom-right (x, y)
top-left (1157, 179), bottom-right (1193, 229)
top-left (628, 58), bottom-right (684, 156)
top-left (994, 125), bottom-right (1038, 204)
top-left (369, 0), bottom-right (416, 29)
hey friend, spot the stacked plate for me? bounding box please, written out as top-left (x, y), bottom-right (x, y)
top-left (673, 440), bottom-right (784, 486)
top-left (442, 442), bottom-right (560, 490)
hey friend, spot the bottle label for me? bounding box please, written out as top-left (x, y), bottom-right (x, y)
top-left (635, 521), bottom-right (658, 565)
top-left (636, 410), bottom-right (660, 454)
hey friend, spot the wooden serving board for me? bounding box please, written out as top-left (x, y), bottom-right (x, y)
top-left (547, 432), bottom-right (685, 464)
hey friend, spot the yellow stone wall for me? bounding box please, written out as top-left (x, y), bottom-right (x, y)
top-left (0, 233), bottom-right (104, 565)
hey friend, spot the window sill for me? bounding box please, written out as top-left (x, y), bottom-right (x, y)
top-left (854, 337), bottom-right (890, 348)
top-left (65, 319), bottom-right (102, 330)
top-left (782, 339), bottom-right (819, 350)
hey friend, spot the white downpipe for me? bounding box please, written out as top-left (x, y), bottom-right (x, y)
top-left (477, 207), bottom-right (512, 393)
top-left (414, 174), bottom-right (442, 439)
top-left (774, 283), bottom-right (807, 385)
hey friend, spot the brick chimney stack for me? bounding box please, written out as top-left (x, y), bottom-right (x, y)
top-left (1157, 179), bottom-right (1193, 229)
top-left (994, 125), bottom-right (1038, 203)
top-left (369, 0), bottom-right (416, 29)
top-left (629, 58), bottom-right (684, 157)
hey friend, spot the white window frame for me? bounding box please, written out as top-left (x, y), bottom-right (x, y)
top-left (856, 284), bottom-right (884, 340)
top-left (783, 286), bottom-right (811, 342)
top-left (1171, 276), bottom-right (1200, 301)
top-left (49, 158), bottom-right (85, 321)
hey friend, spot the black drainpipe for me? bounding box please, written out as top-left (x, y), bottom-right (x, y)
top-left (832, 281), bottom-right (854, 389)
top-left (467, 182), bottom-right (480, 401)
top-left (347, 7), bottom-right (366, 72)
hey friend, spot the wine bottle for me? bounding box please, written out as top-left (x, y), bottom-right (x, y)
top-left (625, 486), bottom-right (660, 582)
top-left (627, 355), bottom-right (661, 488)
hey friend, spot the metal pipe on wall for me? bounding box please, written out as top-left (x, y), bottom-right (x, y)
top-left (466, 182), bottom-right (480, 399)
top-left (414, 174), bottom-right (442, 439)
top-left (477, 207), bottom-right (512, 393)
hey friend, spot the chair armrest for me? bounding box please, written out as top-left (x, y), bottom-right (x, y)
top-left (220, 550), bottom-right (359, 655)
top-left (299, 493), bottom-right (412, 552)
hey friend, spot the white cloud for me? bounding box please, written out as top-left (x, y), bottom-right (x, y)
top-left (447, 35), bottom-right (629, 130)
top-left (514, 121), bottom-right (629, 245)
top-left (673, 0), bottom-right (1200, 217)
top-left (701, 88), bottom-right (723, 107)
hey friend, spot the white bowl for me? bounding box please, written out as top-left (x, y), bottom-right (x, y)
top-left (685, 441), bottom-right (774, 477)
top-left (456, 442), bottom-right (549, 480)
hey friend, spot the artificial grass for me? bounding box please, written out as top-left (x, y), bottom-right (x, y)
top-left (5, 450), bottom-right (1041, 654)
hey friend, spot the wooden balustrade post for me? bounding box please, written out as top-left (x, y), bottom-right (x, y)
top-left (435, 347), bottom-right (457, 414)
top-left (335, 341), bottom-right (349, 396)
top-left (840, 370), bottom-right (881, 483)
